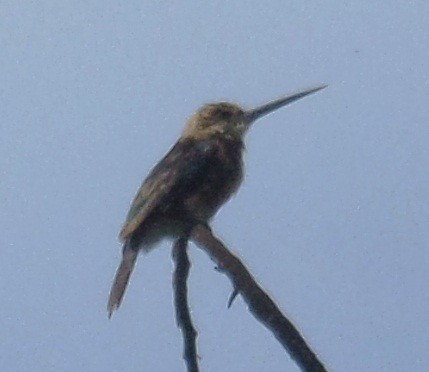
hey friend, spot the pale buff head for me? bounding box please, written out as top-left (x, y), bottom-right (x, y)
top-left (181, 85), bottom-right (327, 141)
top-left (182, 102), bottom-right (247, 141)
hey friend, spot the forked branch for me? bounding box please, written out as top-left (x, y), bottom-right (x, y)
top-left (190, 224), bottom-right (327, 372)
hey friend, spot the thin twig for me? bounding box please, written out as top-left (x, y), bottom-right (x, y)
top-left (172, 237), bottom-right (199, 372)
top-left (227, 288), bottom-right (239, 308)
top-left (190, 224), bottom-right (327, 372)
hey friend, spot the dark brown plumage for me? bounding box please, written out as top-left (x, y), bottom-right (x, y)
top-left (108, 86), bottom-right (326, 317)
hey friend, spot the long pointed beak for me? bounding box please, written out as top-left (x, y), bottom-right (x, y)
top-left (245, 85), bottom-right (327, 123)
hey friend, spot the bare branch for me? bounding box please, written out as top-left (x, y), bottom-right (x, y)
top-left (172, 237), bottom-right (199, 372)
top-left (190, 224), bottom-right (327, 372)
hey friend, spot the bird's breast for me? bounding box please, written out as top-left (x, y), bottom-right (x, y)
top-left (182, 138), bottom-right (244, 221)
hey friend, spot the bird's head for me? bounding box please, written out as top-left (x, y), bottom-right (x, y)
top-left (182, 102), bottom-right (246, 141)
top-left (181, 85), bottom-right (327, 141)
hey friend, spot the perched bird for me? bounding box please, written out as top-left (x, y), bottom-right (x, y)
top-left (108, 85), bottom-right (326, 317)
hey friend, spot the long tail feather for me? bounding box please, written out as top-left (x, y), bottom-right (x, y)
top-left (107, 245), bottom-right (138, 318)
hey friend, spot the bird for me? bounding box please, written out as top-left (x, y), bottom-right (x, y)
top-left (107, 85), bottom-right (327, 317)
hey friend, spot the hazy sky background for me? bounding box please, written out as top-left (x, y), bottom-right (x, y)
top-left (1, 2), bottom-right (428, 371)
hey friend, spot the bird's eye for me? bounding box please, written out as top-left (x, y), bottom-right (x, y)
top-left (218, 110), bottom-right (232, 120)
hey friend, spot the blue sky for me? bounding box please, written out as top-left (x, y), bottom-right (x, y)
top-left (1, 2), bottom-right (428, 371)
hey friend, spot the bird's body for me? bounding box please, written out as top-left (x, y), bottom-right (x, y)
top-left (108, 86), bottom-right (326, 317)
top-left (108, 103), bottom-right (246, 316)
top-left (122, 136), bottom-right (244, 250)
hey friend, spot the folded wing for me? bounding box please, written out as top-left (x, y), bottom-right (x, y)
top-left (119, 139), bottom-right (215, 241)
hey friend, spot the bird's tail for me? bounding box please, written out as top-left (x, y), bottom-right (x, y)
top-left (107, 244), bottom-right (138, 318)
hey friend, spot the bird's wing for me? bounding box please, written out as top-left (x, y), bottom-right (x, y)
top-left (119, 139), bottom-right (214, 241)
